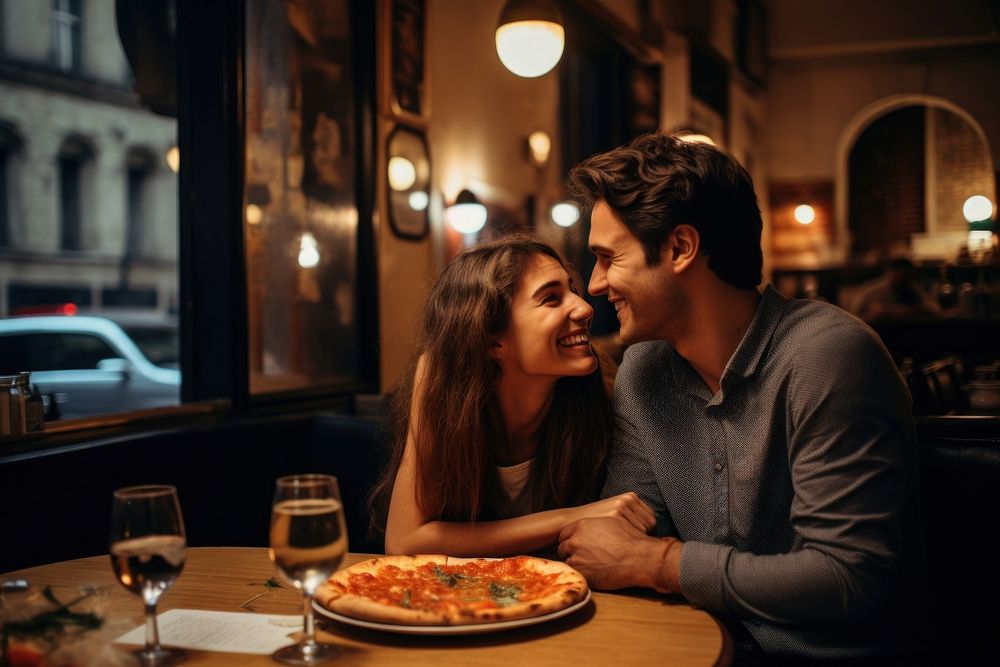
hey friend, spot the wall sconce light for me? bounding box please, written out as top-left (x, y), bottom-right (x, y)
top-left (298, 232), bottom-right (320, 268)
top-left (551, 201), bottom-right (580, 227)
top-left (165, 145), bottom-right (180, 173)
top-left (527, 130), bottom-right (551, 167)
top-left (964, 195), bottom-right (994, 224)
top-left (446, 189), bottom-right (488, 234)
top-left (496, 0), bottom-right (565, 78)
top-left (965, 195), bottom-right (995, 254)
top-left (794, 204), bottom-right (816, 225)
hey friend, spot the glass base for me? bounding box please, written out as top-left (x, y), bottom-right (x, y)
top-left (133, 646), bottom-right (187, 666)
top-left (272, 642), bottom-right (342, 665)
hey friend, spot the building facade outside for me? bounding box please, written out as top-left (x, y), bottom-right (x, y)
top-left (0, 0), bottom-right (177, 317)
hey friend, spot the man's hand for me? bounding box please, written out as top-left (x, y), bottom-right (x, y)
top-left (557, 516), bottom-right (684, 593)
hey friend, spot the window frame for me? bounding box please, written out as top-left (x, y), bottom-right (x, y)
top-left (2, 0), bottom-right (379, 449)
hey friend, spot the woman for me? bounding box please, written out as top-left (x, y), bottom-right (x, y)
top-left (372, 235), bottom-right (655, 557)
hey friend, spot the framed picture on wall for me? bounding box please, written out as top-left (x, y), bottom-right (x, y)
top-left (381, 0), bottom-right (428, 124)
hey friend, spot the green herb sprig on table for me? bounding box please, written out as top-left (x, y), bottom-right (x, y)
top-left (1, 586), bottom-right (103, 652)
top-left (240, 578), bottom-right (285, 610)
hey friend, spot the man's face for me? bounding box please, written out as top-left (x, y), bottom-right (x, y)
top-left (588, 201), bottom-right (678, 344)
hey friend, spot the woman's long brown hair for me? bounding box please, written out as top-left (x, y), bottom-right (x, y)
top-left (369, 235), bottom-right (614, 531)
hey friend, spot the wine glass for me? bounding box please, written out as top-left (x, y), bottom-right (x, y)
top-left (269, 474), bottom-right (348, 664)
top-left (109, 485), bottom-right (187, 666)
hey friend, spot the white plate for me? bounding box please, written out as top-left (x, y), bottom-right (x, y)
top-left (313, 589), bottom-right (591, 636)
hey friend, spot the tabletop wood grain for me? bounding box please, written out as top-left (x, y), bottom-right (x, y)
top-left (2, 547), bottom-right (730, 666)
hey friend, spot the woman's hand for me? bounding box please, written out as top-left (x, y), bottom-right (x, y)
top-left (572, 492), bottom-right (656, 533)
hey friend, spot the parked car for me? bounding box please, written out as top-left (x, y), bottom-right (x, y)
top-left (0, 313), bottom-right (180, 420)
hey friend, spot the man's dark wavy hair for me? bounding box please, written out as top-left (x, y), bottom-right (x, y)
top-left (568, 133), bottom-right (763, 290)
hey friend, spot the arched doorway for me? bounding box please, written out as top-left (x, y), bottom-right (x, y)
top-left (836, 95), bottom-right (996, 262)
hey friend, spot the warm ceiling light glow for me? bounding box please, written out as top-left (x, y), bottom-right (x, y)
top-left (964, 195), bottom-right (994, 223)
top-left (794, 204), bottom-right (816, 225)
top-left (246, 204), bottom-right (263, 225)
top-left (677, 133), bottom-right (715, 146)
top-left (165, 146), bottom-right (180, 173)
top-left (551, 201), bottom-right (580, 227)
top-left (446, 189), bottom-right (488, 234)
top-left (388, 156), bottom-right (417, 191)
top-left (528, 130), bottom-right (551, 166)
top-left (298, 232), bottom-right (320, 268)
top-left (408, 191), bottom-right (429, 211)
top-left (496, 0), bottom-right (565, 78)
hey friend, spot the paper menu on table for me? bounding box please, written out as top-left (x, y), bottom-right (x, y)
top-left (115, 609), bottom-right (301, 655)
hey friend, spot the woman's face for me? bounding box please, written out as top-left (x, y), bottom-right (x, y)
top-left (495, 254), bottom-right (598, 381)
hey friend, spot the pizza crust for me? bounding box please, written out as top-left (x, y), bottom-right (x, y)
top-left (315, 554), bottom-right (589, 626)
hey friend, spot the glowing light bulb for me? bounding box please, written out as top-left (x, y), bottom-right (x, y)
top-left (794, 205), bottom-right (816, 225)
top-left (165, 146), bottom-right (180, 173)
top-left (528, 131), bottom-right (551, 166)
top-left (551, 201), bottom-right (580, 227)
top-left (388, 156), bottom-right (417, 191)
top-left (298, 233), bottom-right (320, 268)
top-left (246, 204), bottom-right (263, 225)
top-left (408, 191), bottom-right (429, 211)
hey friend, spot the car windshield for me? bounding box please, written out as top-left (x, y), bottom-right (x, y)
top-left (122, 325), bottom-right (179, 369)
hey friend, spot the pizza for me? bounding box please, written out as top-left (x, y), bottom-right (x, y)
top-left (314, 554), bottom-right (589, 626)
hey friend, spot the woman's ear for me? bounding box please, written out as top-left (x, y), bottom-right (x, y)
top-left (490, 338), bottom-right (505, 360)
top-left (666, 224), bottom-right (700, 274)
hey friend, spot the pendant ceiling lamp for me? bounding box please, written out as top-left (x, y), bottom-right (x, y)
top-left (495, 0), bottom-right (565, 78)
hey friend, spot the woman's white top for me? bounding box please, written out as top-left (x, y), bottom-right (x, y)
top-left (495, 458), bottom-right (535, 519)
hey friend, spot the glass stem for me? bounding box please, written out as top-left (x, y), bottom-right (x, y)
top-left (144, 602), bottom-right (161, 651)
top-left (302, 592), bottom-right (316, 647)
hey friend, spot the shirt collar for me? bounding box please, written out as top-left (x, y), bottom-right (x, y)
top-left (668, 284), bottom-right (788, 405)
top-left (721, 284), bottom-right (787, 382)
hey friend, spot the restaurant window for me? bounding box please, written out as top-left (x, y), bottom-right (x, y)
top-left (51, 0), bottom-right (83, 72)
top-left (0, 0), bottom-right (180, 426)
top-left (0, 0), bottom-right (375, 438)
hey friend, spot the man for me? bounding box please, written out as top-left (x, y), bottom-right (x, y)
top-left (558, 133), bottom-right (923, 664)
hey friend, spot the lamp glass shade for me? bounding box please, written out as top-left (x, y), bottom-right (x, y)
top-left (447, 202), bottom-right (488, 234)
top-left (964, 195), bottom-right (994, 224)
top-left (496, 21), bottom-right (564, 78)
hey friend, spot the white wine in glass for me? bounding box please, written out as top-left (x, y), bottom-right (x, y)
top-left (269, 474), bottom-right (347, 664)
top-left (110, 485), bottom-right (186, 666)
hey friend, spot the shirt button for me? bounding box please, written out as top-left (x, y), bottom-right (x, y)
top-left (714, 463), bottom-right (723, 472)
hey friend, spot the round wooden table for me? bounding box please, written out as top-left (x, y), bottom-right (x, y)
top-left (2, 547), bottom-right (731, 666)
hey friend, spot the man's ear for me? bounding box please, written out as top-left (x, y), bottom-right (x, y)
top-left (665, 224), bottom-right (700, 274)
